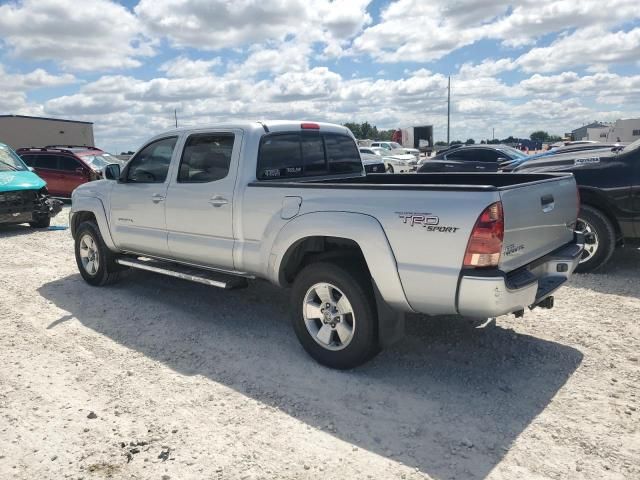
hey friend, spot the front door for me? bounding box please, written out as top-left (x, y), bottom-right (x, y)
top-left (109, 136), bottom-right (179, 257)
top-left (57, 155), bottom-right (90, 196)
top-left (165, 130), bottom-right (240, 270)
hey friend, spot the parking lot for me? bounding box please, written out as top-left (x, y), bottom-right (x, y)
top-left (0, 206), bottom-right (638, 480)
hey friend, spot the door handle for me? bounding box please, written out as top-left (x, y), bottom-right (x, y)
top-left (151, 194), bottom-right (165, 203)
top-left (475, 165), bottom-right (486, 170)
top-left (444, 164), bottom-right (455, 168)
top-left (209, 195), bottom-right (229, 207)
top-left (541, 194), bottom-right (555, 213)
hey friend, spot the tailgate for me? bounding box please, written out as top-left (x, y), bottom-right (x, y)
top-left (499, 175), bottom-right (578, 272)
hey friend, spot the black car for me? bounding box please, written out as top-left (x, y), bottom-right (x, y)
top-left (514, 140), bottom-right (640, 272)
top-left (418, 144), bottom-right (528, 173)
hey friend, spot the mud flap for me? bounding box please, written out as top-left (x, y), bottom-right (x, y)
top-left (373, 281), bottom-right (405, 347)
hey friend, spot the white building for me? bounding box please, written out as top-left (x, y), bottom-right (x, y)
top-left (572, 118), bottom-right (640, 143)
top-left (0, 114), bottom-right (94, 150)
top-left (604, 118), bottom-right (640, 143)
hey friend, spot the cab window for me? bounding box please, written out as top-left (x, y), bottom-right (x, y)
top-left (257, 133), bottom-right (361, 179)
top-left (126, 137), bottom-right (178, 183)
top-left (178, 133), bottom-right (234, 183)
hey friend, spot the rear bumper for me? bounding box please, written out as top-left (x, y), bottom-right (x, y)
top-left (456, 239), bottom-right (583, 318)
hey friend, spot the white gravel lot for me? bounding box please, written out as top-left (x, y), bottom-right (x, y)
top-left (0, 205), bottom-right (638, 480)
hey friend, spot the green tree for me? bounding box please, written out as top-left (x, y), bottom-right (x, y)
top-left (465, 138), bottom-right (475, 145)
top-left (450, 139), bottom-right (463, 145)
top-left (435, 140), bottom-right (448, 146)
top-left (343, 122), bottom-right (361, 138)
top-left (530, 130), bottom-right (550, 142)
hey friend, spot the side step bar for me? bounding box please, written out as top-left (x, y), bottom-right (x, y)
top-left (116, 257), bottom-right (249, 289)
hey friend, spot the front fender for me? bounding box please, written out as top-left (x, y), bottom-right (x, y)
top-left (70, 196), bottom-right (117, 251)
top-left (269, 211), bottom-right (413, 312)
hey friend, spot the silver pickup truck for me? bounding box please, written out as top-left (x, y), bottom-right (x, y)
top-left (70, 121), bottom-right (583, 369)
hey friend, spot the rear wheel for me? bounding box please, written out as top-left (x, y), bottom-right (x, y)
top-left (386, 164), bottom-right (394, 173)
top-left (575, 205), bottom-right (616, 273)
top-left (291, 261), bottom-right (379, 369)
top-left (74, 221), bottom-right (126, 286)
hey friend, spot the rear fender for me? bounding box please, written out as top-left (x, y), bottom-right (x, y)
top-left (269, 211), bottom-right (412, 312)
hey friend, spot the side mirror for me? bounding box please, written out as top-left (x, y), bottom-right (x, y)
top-left (104, 163), bottom-right (121, 180)
top-left (75, 167), bottom-right (86, 176)
top-left (28, 166), bottom-right (35, 172)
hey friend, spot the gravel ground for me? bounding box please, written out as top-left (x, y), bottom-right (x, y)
top-left (0, 205), bottom-right (638, 480)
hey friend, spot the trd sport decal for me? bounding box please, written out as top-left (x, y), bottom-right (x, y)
top-left (396, 212), bottom-right (460, 233)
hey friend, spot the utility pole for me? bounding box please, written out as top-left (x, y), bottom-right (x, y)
top-left (447, 76), bottom-right (451, 144)
top-left (174, 109), bottom-right (178, 128)
top-left (492, 127), bottom-right (495, 141)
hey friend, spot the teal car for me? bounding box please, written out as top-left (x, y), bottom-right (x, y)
top-left (0, 142), bottom-right (62, 228)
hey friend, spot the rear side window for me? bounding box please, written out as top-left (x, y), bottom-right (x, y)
top-left (178, 133), bottom-right (234, 183)
top-left (32, 155), bottom-right (57, 169)
top-left (257, 133), bottom-right (361, 179)
top-left (446, 149), bottom-right (474, 161)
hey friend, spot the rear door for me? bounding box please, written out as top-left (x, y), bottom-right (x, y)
top-left (33, 154), bottom-right (63, 195)
top-left (499, 176), bottom-right (578, 272)
top-left (165, 130), bottom-right (240, 269)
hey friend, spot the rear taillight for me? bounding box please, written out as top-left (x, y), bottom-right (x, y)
top-left (463, 201), bottom-right (504, 268)
top-left (301, 122), bottom-right (320, 130)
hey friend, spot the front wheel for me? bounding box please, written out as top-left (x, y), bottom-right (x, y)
top-left (291, 261), bottom-right (379, 369)
top-left (74, 221), bottom-right (125, 286)
top-left (575, 205), bottom-right (616, 273)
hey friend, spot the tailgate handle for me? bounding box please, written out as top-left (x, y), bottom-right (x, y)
top-left (541, 194), bottom-right (555, 213)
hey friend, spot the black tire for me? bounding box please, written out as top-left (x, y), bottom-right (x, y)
top-left (575, 205), bottom-right (616, 273)
top-left (386, 164), bottom-right (394, 173)
top-left (290, 261), bottom-right (380, 369)
top-left (29, 216), bottom-right (50, 228)
top-left (74, 221), bottom-right (125, 286)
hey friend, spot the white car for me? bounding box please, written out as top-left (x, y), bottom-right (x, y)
top-left (359, 147), bottom-right (417, 173)
top-left (370, 141), bottom-right (420, 159)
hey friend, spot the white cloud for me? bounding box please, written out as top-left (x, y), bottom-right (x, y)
top-left (159, 56), bottom-right (222, 78)
top-left (0, 0), bottom-right (154, 71)
top-left (1, 65), bottom-right (76, 92)
top-left (516, 27), bottom-right (640, 73)
top-left (0, 63), bottom-right (75, 114)
top-left (136, 0), bottom-right (371, 51)
top-left (352, 0), bottom-right (639, 63)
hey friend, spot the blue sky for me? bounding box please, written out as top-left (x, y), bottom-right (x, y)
top-left (1, 0), bottom-right (639, 153)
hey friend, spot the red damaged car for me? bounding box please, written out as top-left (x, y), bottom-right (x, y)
top-left (17, 145), bottom-right (124, 197)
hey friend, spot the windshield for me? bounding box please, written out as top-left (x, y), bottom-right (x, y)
top-left (80, 153), bottom-right (122, 170)
top-left (497, 146), bottom-right (528, 159)
top-left (390, 142), bottom-right (403, 149)
top-left (0, 144), bottom-right (28, 171)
